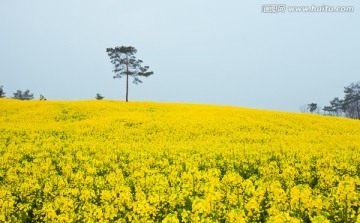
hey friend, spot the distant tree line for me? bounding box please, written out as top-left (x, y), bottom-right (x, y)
top-left (302, 82), bottom-right (360, 120)
top-left (0, 86), bottom-right (36, 100)
top-left (0, 85), bottom-right (104, 101)
top-left (323, 82), bottom-right (360, 119)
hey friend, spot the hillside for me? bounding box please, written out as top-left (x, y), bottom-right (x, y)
top-left (0, 99), bottom-right (360, 222)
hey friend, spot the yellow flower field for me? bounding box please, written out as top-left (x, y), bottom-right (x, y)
top-left (0, 98), bottom-right (359, 222)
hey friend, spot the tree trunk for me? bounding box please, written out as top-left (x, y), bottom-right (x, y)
top-left (126, 73), bottom-right (129, 102)
top-left (126, 57), bottom-right (129, 102)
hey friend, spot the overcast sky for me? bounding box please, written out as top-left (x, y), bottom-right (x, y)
top-left (1, 0), bottom-right (359, 112)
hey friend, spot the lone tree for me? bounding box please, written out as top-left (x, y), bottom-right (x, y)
top-left (0, 85), bottom-right (5, 98)
top-left (40, 94), bottom-right (47, 101)
top-left (95, 93), bottom-right (104, 100)
top-left (106, 46), bottom-right (153, 102)
top-left (13, 90), bottom-right (34, 100)
top-left (307, 103), bottom-right (318, 113)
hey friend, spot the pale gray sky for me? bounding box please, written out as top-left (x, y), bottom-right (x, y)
top-left (1, 0), bottom-right (359, 111)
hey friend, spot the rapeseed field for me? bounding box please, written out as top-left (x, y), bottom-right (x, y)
top-left (0, 98), bottom-right (359, 222)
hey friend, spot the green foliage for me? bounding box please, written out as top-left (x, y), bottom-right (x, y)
top-left (307, 103), bottom-right (318, 113)
top-left (95, 93), bottom-right (104, 100)
top-left (343, 82), bottom-right (360, 119)
top-left (40, 94), bottom-right (46, 101)
top-left (0, 85), bottom-right (5, 98)
top-left (323, 82), bottom-right (360, 119)
top-left (323, 97), bottom-right (343, 116)
top-left (12, 90), bottom-right (34, 100)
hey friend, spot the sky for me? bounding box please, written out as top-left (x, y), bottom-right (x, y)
top-left (0, 0), bottom-right (359, 112)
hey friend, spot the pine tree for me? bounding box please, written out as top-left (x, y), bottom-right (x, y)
top-left (106, 46), bottom-right (154, 102)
